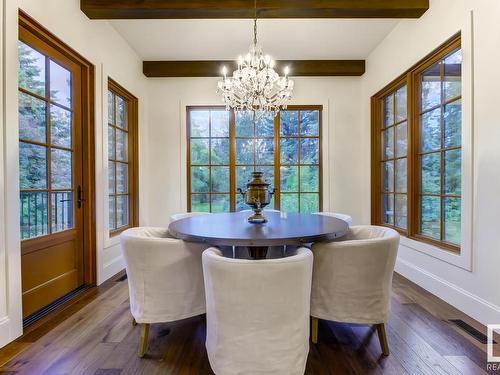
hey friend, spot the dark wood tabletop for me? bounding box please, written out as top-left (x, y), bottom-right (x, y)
top-left (168, 211), bottom-right (349, 247)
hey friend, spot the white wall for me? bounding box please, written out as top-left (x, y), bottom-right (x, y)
top-left (144, 77), bottom-right (363, 227)
top-left (0, 0), bottom-right (148, 347)
top-left (361, 0), bottom-right (500, 325)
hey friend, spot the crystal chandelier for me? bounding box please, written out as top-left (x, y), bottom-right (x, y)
top-left (217, 0), bottom-right (294, 114)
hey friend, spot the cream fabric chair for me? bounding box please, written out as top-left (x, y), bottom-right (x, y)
top-left (120, 227), bottom-right (207, 357)
top-left (312, 211), bottom-right (353, 226)
top-left (310, 225), bottom-right (399, 355)
top-left (202, 247), bottom-right (313, 375)
top-left (169, 211), bottom-right (211, 223)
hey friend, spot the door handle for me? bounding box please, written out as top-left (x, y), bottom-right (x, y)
top-left (77, 185), bottom-right (83, 208)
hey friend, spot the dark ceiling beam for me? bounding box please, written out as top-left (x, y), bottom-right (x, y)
top-left (81, 0), bottom-right (429, 19)
top-left (143, 60), bottom-right (365, 77)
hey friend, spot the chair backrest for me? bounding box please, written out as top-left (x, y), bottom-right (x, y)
top-left (312, 211), bottom-right (353, 226)
top-left (311, 225), bottom-right (399, 324)
top-left (120, 227), bottom-right (207, 324)
top-left (202, 247), bottom-right (313, 375)
top-left (169, 211), bottom-right (211, 223)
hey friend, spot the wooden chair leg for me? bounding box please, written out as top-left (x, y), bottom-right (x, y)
top-left (375, 323), bottom-right (389, 356)
top-left (311, 317), bottom-right (319, 344)
top-left (138, 323), bottom-right (150, 358)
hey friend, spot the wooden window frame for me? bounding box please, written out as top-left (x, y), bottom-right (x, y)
top-left (108, 79), bottom-right (139, 237)
top-left (371, 33), bottom-right (462, 253)
top-left (186, 105), bottom-right (323, 213)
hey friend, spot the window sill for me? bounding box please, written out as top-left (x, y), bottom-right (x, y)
top-left (399, 235), bottom-right (472, 271)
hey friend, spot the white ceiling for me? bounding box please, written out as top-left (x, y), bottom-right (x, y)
top-left (110, 19), bottom-right (398, 60)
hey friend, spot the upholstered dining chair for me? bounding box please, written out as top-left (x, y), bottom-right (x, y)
top-left (310, 225), bottom-right (399, 356)
top-left (120, 227), bottom-right (207, 357)
top-left (202, 247), bottom-right (313, 375)
top-left (169, 211), bottom-right (211, 223)
top-left (312, 211), bottom-right (353, 226)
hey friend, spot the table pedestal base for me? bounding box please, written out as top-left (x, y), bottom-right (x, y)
top-left (248, 246), bottom-right (268, 260)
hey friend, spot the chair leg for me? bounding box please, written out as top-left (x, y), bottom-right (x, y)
top-left (375, 323), bottom-right (389, 356)
top-left (138, 323), bottom-right (150, 358)
top-left (311, 317), bottom-right (319, 344)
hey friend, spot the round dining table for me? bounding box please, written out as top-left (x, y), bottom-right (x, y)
top-left (168, 211), bottom-right (349, 259)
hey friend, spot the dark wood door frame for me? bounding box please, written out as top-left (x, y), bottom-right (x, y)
top-left (19, 10), bottom-right (96, 286)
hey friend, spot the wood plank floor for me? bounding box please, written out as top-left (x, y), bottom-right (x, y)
top-left (0, 273), bottom-right (498, 374)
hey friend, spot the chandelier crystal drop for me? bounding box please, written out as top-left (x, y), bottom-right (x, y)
top-left (217, 2), bottom-right (294, 115)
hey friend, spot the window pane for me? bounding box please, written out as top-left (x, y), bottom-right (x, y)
top-left (280, 111), bottom-right (299, 136)
top-left (191, 194), bottom-right (209, 212)
top-left (236, 193), bottom-right (247, 211)
top-left (395, 158), bottom-right (407, 193)
top-left (444, 197), bottom-right (461, 245)
top-left (420, 196), bottom-right (440, 240)
top-left (383, 94), bottom-right (394, 126)
top-left (108, 91), bottom-right (114, 124)
top-left (51, 149), bottom-right (72, 189)
top-left (20, 191), bottom-right (48, 240)
top-left (382, 161), bottom-right (394, 192)
top-left (108, 126), bottom-right (115, 160)
top-left (51, 191), bottom-right (73, 233)
top-left (381, 127), bottom-right (394, 159)
top-left (421, 153), bottom-right (441, 194)
top-left (190, 139), bottom-right (209, 165)
top-left (50, 60), bottom-right (71, 107)
top-left (116, 128), bottom-right (128, 161)
top-left (444, 49), bottom-right (462, 101)
top-left (211, 194), bottom-right (230, 212)
top-left (421, 62), bottom-right (441, 111)
top-left (211, 166), bottom-right (230, 193)
top-left (256, 111), bottom-right (274, 137)
top-left (211, 138), bottom-right (229, 165)
top-left (20, 142), bottom-right (47, 189)
top-left (236, 166), bottom-right (253, 191)
top-left (236, 139), bottom-right (254, 164)
top-left (18, 41), bottom-right (46, 97)
top-left (300, 110), bottom-right (319, 136)
top-left (116, 95), bottom-right (127, 129)
top-left (116, 195), bottom-right (129, 228)
top-left (395, 86), bottom-right (407, 122)
top-left (300, 138), bottom-right (319, 164)
top-left (395, 195), bottom-right (407, 229)
top-left (421, 108), bottom-right (441, 152)
top-left (19, 92), bottom-right (46, 143)
top-left (191, 166), bottom-right (209, 193)
top-left (381, 193), bottom-right (394, 225)
top-left (235, 111), bottom-right (254, 137)
top-left (109, 196), bottom-right (116, 230)
top-left (300, 193), bottom-right (319, 213)
top-left (280, 138), bottom-right (298, 164)
top-left (50, 107), bottom-right (72, 151)
top-left (444, 149), bottom-right (461, 195)
top-left (211, 110), bottom-right (229, 137)
top-left (281, 193), bottom-right (299, 213)
top-left (395, 122), bottom-right (407, 158)
top-left (190, 111), bottom-right (210, 137)
top-left (444, 99), bottom-right (461, 148)
top-left (116, 162), bottom-right (128, 193)
top-left (255, 139), bottom-right (274, 165)
top-left (108, 161), bottom-right (115, 194)
top-left (300, 166), bottom-right (319, 192)
top-left (280, 166), bottom-right (298, 192)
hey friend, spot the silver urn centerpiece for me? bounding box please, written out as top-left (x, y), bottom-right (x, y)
top-left (237, 171), bottom-right (275, 224)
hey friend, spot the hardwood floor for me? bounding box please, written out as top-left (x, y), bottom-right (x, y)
top-left (0, 273), bottom-right (498, 374)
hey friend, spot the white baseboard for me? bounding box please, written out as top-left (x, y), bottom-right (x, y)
top-left (99, 255), bottom-right (125, 285)
top-left (395, 258), bottom-right (500, 326)
top-left (0, 316), bottom-right (21, 349)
